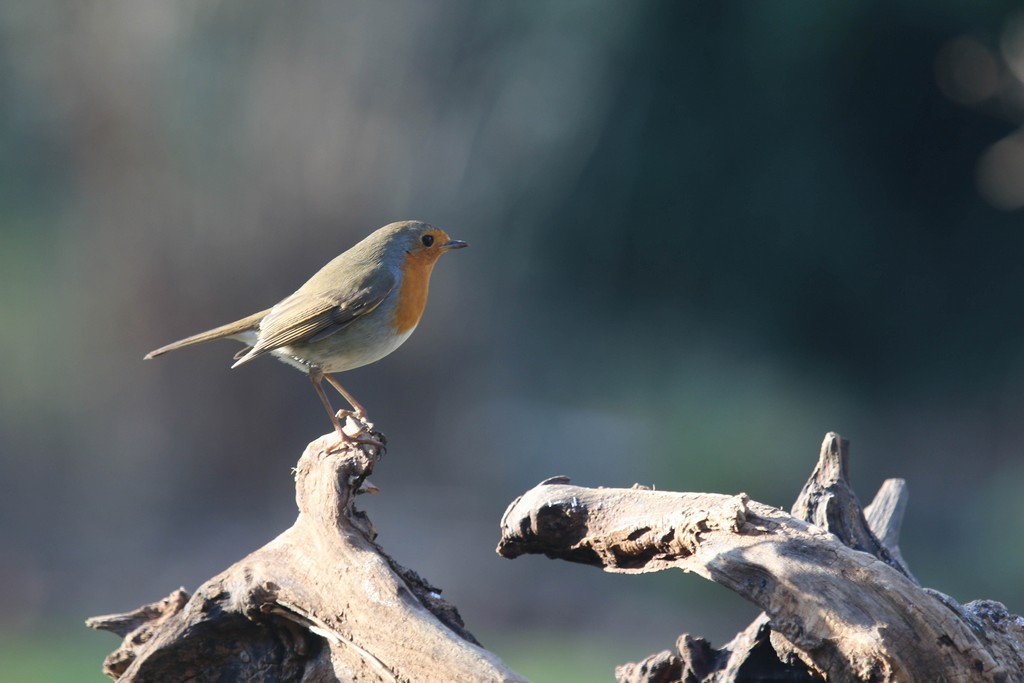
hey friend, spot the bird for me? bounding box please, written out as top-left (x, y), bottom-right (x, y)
top-left (145, 220), bottom-right (468, 445)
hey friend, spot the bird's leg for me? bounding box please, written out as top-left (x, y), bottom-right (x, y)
top-left (310, 370), bottom-right (381, 449)
top-left (309, 370), bottom-right (348, 441)
top-left (324, 373), bottom-right (368, 420)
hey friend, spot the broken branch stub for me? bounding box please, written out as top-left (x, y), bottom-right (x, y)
top-left (497, 432), bottom-right (1024, 683)
top-left (790, 433), bottom-right (914, 581)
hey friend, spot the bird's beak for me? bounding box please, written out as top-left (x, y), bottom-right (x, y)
top-left (443, 239), bottom-right (469, 251)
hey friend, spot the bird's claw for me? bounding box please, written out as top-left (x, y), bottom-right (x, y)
top-left (335, 409), bottom-right (371, 432)
top-left (327, 416), bottom-right (385, 453)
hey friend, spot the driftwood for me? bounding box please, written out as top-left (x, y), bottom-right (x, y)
top-left (88, 421), bottom-right (525, 682)
top-left (497, 433), bottom-right (1024, 683)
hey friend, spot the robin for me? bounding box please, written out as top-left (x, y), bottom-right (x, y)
top-left (145, 220), bottom-right (468, 444)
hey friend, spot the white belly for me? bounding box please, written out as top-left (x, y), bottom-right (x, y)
top-left (271, 324), bottom-right (416, 373)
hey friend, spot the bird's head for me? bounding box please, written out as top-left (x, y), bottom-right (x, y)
top-left (378, 220), bottom-right (468, 267)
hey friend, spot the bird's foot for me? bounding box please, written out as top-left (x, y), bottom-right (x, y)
top-left (327, 432), bottom-right (385, 452)
top-left (336, 410), bottom-right (382, 444)
top-left (327, 413), bottom-right (385, 453)
top-left (335, 408), bottom-right (371, 432)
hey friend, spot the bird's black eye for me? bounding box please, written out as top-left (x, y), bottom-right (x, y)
top-left (421, 234), bottom-right (435, 247)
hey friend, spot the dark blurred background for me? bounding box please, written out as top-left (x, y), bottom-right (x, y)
top-left (2, 2), bottom-right (1024, 681)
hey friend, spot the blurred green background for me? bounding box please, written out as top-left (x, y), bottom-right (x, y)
top-left (2, 1), bottom-right (1024, 681)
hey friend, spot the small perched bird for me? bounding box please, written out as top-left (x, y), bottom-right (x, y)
top-left (145, 220), bottom-right (468, 443)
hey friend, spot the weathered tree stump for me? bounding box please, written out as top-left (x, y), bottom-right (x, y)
top-left (497, 433), bottom-right (1024, 683)
top-left (88, 422), bottom-right (525, 682)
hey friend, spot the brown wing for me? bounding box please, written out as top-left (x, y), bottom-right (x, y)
top-left (231, 272), bottom-right (394, 368)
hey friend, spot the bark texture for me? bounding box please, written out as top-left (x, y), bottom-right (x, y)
top-left (497, 433), bottom-right (1024, 683)
top-left (89, 424), bottom-right (524, 682)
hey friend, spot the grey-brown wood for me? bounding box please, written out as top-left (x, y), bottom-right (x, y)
top-left (89, 423), bottom-right (525, 683)
top-left (789, 433), bottom-right (914, 581)
top-left (498, 432), bottom-right (1024, 683)
top-left (863, 478), bottom-right (915, 582)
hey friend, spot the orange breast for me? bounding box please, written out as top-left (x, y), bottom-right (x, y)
top-left (393, 250), bottom-right (439, 334)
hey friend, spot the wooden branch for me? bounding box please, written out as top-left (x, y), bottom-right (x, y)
top-left (89, 422), bottom-right (525, 682)
top-left (497, 432), bottom-right (1024, 683)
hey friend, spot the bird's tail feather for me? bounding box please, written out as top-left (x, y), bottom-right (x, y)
top-left (144, 308), bottom-right (270, 359)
